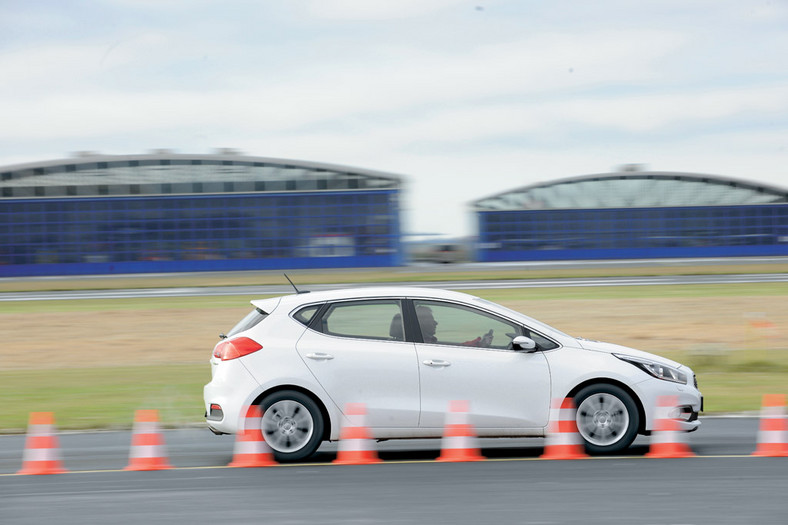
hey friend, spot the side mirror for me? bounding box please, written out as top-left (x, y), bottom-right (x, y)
top-left (512, 336), bottom-right (537, 352)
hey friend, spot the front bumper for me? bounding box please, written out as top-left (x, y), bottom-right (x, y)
top-left (675, 401), bottom-right (702, 432)
top-left (637, 376), bottom-right (703, 433)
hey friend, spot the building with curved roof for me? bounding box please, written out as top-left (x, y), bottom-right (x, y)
top-left (0, 151), bottom-right (403, 276)
top-left (473, 169), bottom-right (788, 261)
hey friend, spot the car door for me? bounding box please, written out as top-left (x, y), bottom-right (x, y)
top-left (412, 299), bottom-right (552, 430)
top-left (295, 299), bottom-right (420, 428)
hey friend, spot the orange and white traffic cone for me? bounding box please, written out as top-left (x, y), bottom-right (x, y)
top-left (125, 409), bottom-right (172, 471)
top-left (229, 404), bottom-right (277, 467)
top-left (333, 403), bottom-right (381, 465)
top-left (646, 395), bottom-right (695, 458)
top-left (541, 397), bottom-right (588, 460)
top-left (752, 394), bottom-right (788, 457)
top-left (437, 400), bottom-right (484, 462)
top-left (17, 412), bottom-right (67, 475)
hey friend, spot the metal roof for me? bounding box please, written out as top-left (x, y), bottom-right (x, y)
top-left (473, 172), bottom-right (788, 210)
top-left (0, 152), bottom-right (402, 198)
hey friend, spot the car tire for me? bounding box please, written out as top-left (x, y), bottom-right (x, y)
top-left (259, 390), bottom-right (324, 462)
top-left (573, 383), bottom-right (640, 455)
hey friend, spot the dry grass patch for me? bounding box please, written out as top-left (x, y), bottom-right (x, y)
top-left (503, 296), bottom-right (787, 358)
top-left (1, 306), bottom-right (250, 369)
top-left (2, 289), bottom-right (785, 370)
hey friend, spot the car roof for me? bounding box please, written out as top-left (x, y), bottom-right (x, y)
top-left (251, 286), bottom-right (479, 312)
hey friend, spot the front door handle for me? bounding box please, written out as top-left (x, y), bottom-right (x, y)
top-left (305, 352), bottom-right (334, 361)
top-left (423, 359), bottom-right (451, 367)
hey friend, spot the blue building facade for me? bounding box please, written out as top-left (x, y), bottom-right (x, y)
top-left (0, 152), bottom-right (403, 276)
top-left (475, 171), bottom-right (788, 261)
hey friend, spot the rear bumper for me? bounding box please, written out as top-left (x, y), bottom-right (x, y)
top-left (203, 359), bottom-right (260, 435)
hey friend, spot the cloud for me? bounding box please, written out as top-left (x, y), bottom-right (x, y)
top-left (555, 83), bottom-right (788, 133)
top-left (1, 1), bottom-right (787, 237)
top-left (0, 27), bottom-right (690, 139)
top-left (302, 0), bottom-right (472, 20)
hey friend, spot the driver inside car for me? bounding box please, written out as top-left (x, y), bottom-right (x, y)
top-left (416, 305), bottom-right (494, 347)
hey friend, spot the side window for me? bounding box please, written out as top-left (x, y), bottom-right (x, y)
top-left (318, 300), bottom-right (404, 341)
top-left (293, 304), bottom-right (321, 326)
top-left (524, 329), bottom-right (559, 351)
top-left (414, 300), bottom-right (522, 349)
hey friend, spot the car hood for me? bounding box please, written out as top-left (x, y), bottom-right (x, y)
top-left (575, 337), bottom-right (683, 369)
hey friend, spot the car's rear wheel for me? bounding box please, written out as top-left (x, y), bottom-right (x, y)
top-left (260, 390), bottom-right (324, 462)
top-left (574, 384), bottom-right (639, 455)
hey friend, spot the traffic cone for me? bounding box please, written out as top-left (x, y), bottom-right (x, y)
top-left (229, 404), bottom-right (277, 467)
top-left (437, 400), bottom-right (485, 462)
top-left (333, 403), bottom-right (381, 465)
top-left (646, 395), bottom-right (695, 458)
top-left (125, 409), bottom-right (172, 471)
top-left (541, 397), bottom-right (589, 460)
top-left (753, 394), bottom-right (788, 457)
top-left (17, 412), bottom-right (67, 475)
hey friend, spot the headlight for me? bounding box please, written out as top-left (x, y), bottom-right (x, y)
top-left (614, 354), bottom-right (688, 384)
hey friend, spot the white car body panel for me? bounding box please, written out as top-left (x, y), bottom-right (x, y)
top-left (296, 331), bottom-right (421, 429)
top-left (575, 337), bottom-right (683, 368)
top-left (415, 343), bottom-right (550, 430)
top-left (204, 286), bottom-right (703, 447)
top-left (203, 359), bottom-right (262, 432)
top-left (206, 304), bottom-right (340, 436)
top-left (546, 340), bottom-right (700, 431)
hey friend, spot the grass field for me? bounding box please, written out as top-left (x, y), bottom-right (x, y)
top-left (1, 272), bottom-right (786, 432)
top-left (0, 365), bottom-right (208, 432)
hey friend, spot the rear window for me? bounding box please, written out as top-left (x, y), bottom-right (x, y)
top-left (226, 308), bottom-right (268, 338)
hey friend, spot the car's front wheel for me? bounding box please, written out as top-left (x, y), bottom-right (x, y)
top-left (259, 390), bottom-right (324, 462)
top-left (574, 384), bottom-right (640, 455)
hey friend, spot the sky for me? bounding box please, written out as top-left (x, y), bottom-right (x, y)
top-left (1, 0), bottom-right (787, 238)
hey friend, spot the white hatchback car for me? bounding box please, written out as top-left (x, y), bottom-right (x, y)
top-left (204, 287), bottom-right (702, 461)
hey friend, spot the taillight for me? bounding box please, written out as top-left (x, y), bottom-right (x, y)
top-left (213, 337), bottom-right (263, 361)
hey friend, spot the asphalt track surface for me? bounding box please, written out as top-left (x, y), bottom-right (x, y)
top-left (2, 418), bottom-right (787, 524)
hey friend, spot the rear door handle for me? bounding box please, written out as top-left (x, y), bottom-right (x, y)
top-left (305, 352), bottom-right (334, 361)
top-left (423, 359), bottom-right (451, 367)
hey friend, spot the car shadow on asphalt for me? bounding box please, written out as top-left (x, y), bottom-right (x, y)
top-left (299, 443), bottom-right (653, 464)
